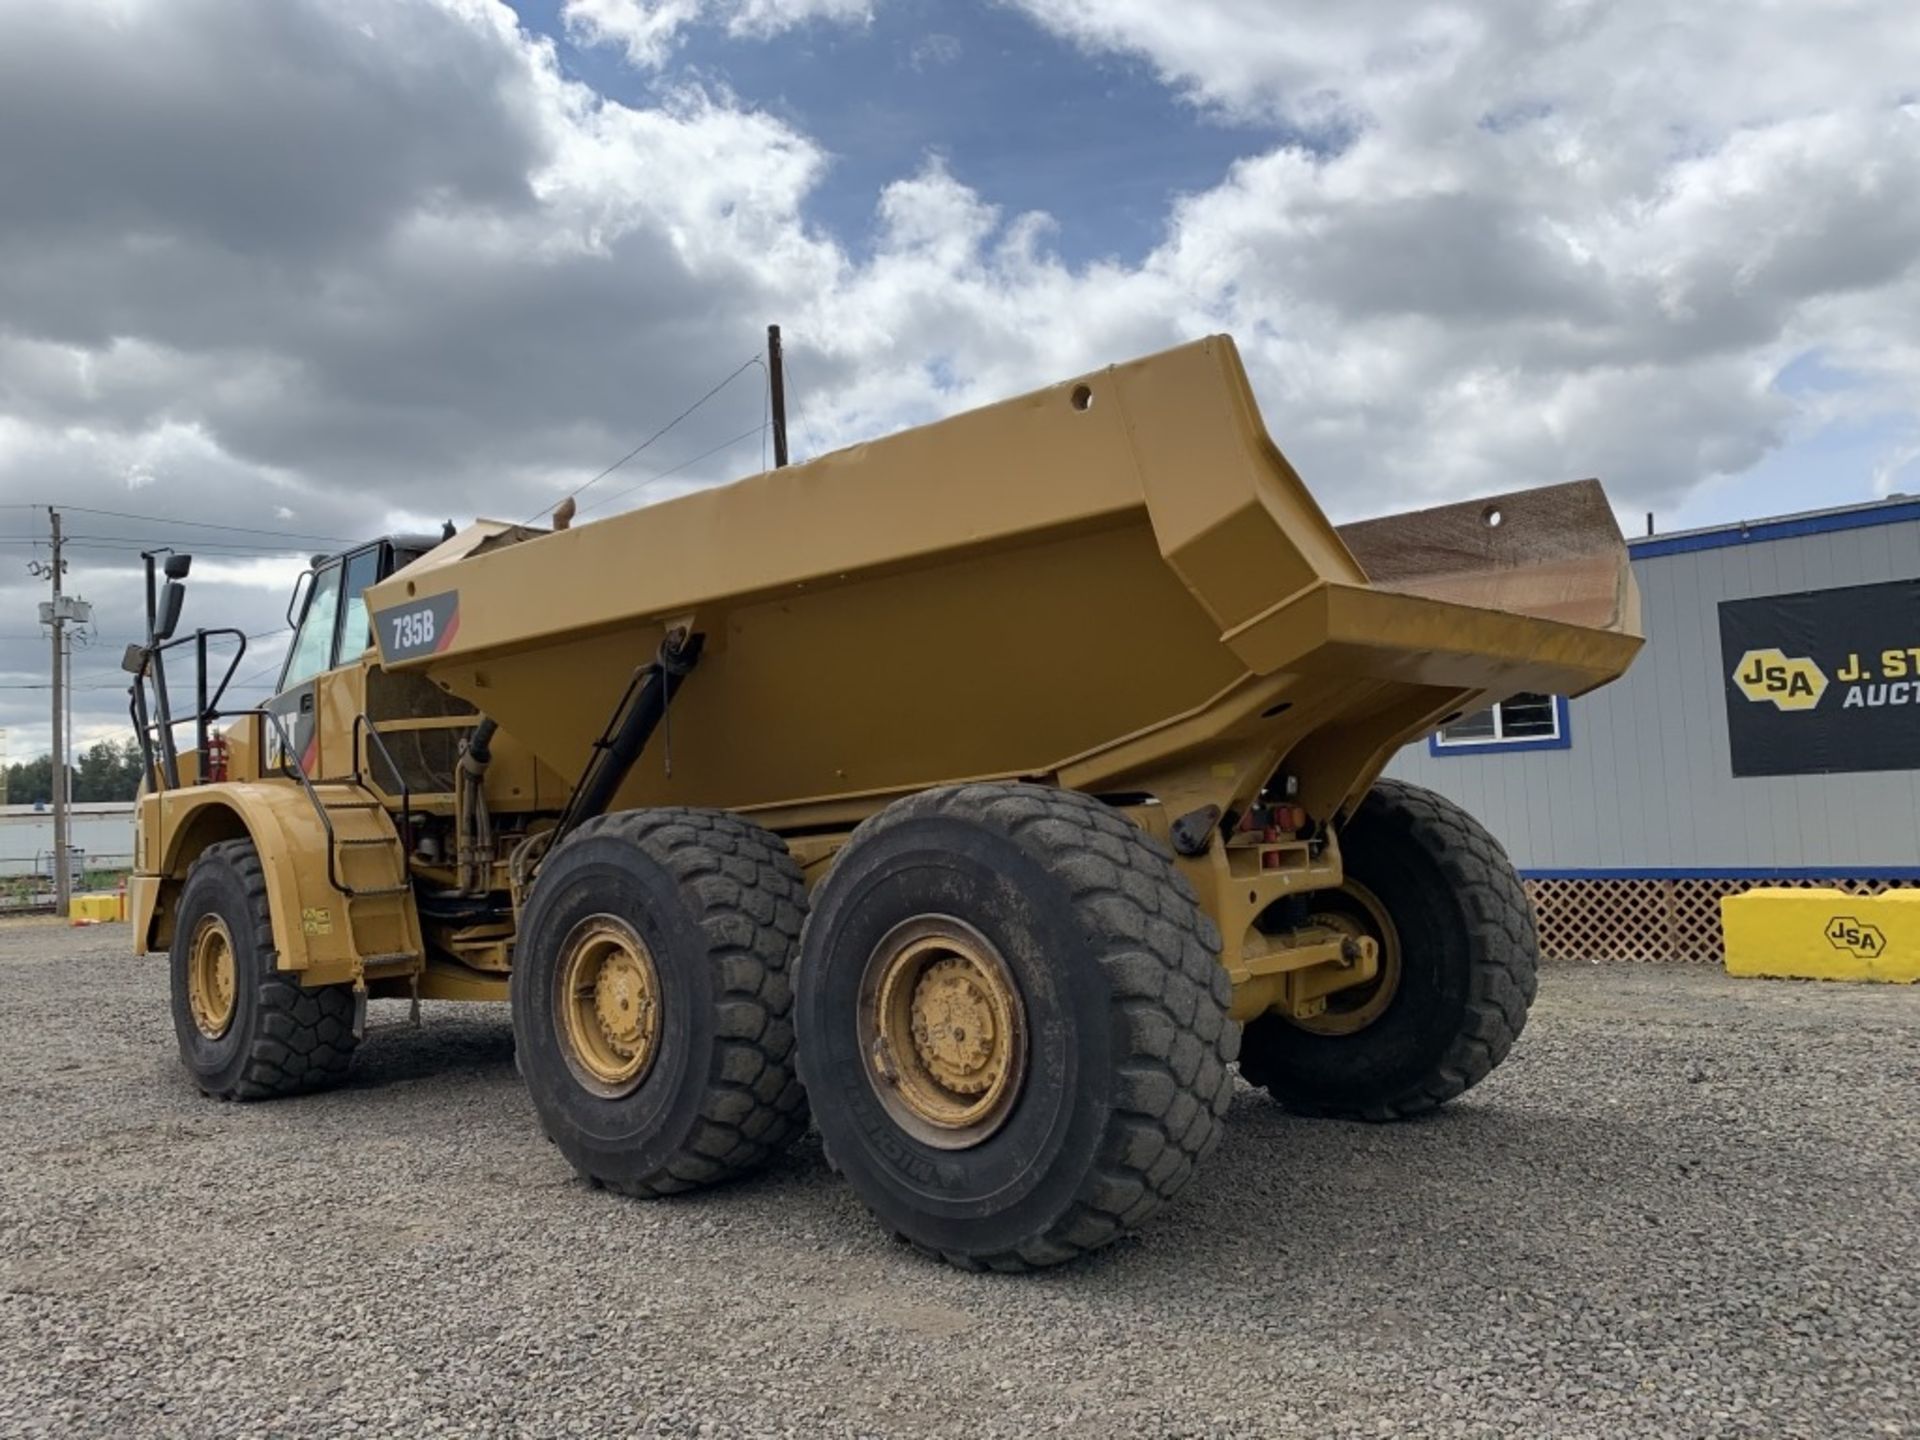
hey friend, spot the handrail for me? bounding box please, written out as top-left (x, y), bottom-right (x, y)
top-left (220, 706), bottom-right (361, 899)
top-left (352, 713), bottom-right (414, 854)
top-left (127, 626), bottom-right (249, 790)
top-left (194, 627), bottom-right (248, 782)
top-left (196, 627), bottom-right (250, 716)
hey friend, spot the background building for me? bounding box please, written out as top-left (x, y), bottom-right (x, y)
top-left (1, 801), bottom-right (134, 880)
top-left (1390, 495), bottom-right (1920, 960)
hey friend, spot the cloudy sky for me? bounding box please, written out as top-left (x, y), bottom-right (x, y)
top-left (2, 0), bottom-right (1917, 761)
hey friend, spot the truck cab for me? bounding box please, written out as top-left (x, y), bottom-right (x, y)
top-left (124, 529), bottom-right (566, 1075)
top-left (267, 535), bottom-right (444, 778)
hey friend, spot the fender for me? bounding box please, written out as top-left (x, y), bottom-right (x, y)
top-left (131, 781), bottom-right (411, 980)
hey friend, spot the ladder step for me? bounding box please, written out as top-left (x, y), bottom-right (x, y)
top-left (346, 884), bottom-right (413, 898)
top-left (336, 836), bottom-right (395, 847)
top-left (359, 952), bottom-right (419, 969)
top-left (324, 800), bottom-right (387, 812)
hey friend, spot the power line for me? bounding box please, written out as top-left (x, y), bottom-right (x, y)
top-left (0, 535), bottom-right (314, 557)
top-left (1, 629), bottom-right (291, 691)
top-left (574, 424), bottom-right (769, 521)
top-left (70, 538), bottom-right (312, 556)
top-left (0, 681), bottom-right (130, 692)
top-left (523, 354), bottom-right (761, 526)
top-left (42, 504), bottom-right (353, 544)
top-left (68, 533), bottom-right (310, 548)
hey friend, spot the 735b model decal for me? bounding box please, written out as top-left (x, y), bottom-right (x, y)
top-left (391, 608), bottom-right (435, 650)
top-left (372, 591), bottom-right (460, 663)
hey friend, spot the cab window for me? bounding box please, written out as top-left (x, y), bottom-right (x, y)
top-left (282, 561), bottom-right (342, 691)
top-left (336, 546), bottom-right (381, 663)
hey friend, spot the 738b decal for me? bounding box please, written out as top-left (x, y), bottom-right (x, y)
top-left (372, 590), bottom-right (460, 662)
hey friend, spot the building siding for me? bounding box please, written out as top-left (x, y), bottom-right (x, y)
top-left (1388, 513), bottom-right (1920, 875)
top-left (0, 803), bottom-right (135, 877)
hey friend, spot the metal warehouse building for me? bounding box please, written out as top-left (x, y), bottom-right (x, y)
top-left (1389, 494), bottom-right (1920, 961)
top-left (1, 801), bottom-right (135, 879)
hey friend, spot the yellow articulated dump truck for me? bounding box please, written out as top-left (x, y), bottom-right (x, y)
top-left (126, 336), bottom-right (1640, 1270)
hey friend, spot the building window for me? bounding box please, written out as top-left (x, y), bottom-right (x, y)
top-left (1429, 693), bottom-right (1571, 756)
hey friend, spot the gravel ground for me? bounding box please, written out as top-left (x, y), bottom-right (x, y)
top-left (1, 919), bottom-right (1916, 1439)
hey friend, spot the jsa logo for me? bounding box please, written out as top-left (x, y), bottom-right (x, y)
top-left (1732, 648), bottom-right (1828, 711)
top-left (1825, 915), bottom-right (1886, 958)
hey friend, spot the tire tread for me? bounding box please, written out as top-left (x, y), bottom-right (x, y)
top-left (801, 782), bottom-right (1240, 1271)
top-left (1244, 778), bottom-right (1536, 1121)
top-left (185, 838), bottom-right (358, 1100)
top-left (556, 808), bottom-right (808, 1198)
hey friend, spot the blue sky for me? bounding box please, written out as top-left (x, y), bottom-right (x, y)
top-left (1668, 355), bottom-right (1915, 532)
top-left (514, 0), bottom-right (1292, 266)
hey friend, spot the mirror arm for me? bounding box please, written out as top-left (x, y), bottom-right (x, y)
top-left (147, 576), bottom-right (185, 789)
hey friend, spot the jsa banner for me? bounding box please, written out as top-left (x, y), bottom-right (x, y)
top-left (1719, 578), bottom-right (1920, 777)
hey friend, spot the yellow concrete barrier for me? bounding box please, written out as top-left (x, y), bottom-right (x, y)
top-left (69, 892), bottom-right (127, 925)
top-left (1722, 887), bottom-right (1920, 982)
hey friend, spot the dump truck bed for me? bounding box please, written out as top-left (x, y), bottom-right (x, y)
top-left (365, 335), bottom-right (1639, 828)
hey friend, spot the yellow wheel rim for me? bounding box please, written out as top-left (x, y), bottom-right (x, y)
top-left (859, 916), bottom-right (1027, 1150)
top-left (186, 914), bottom-right (238, 1040)
top-left (1288, 879), bottom-right (1403, 1037)
top-left (555, 916), bottom-right (662, 1098)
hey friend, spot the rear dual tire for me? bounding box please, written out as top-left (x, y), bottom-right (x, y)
top-left (1239, 779), bottom-right (1538, 1120)
top-left (796, 783), bottom-right (1240, 1271)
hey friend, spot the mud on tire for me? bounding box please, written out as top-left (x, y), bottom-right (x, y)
top-left (511, 808), bottom-right (808, 1196)
top-left (169, 838), bottom-right (359, 1100)
top-left (1239, 779), bottom-right (1538, 1120)
top-left (795, 782), bottom-right (1240, 1271)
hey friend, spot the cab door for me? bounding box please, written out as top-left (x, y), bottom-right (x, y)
top-left (314, 545), bottom-right (383, 781)
top-left (268, 560), bottom-right (342, 777)
top-left (268, 544), bottom-right (386, 779)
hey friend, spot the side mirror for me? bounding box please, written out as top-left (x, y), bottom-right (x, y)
top-left (155, 580), bottom-right (186, 642)
top-left (164, 553), bottom-right (193, 580)
top-left (121, 643), bottom-right (149, 677)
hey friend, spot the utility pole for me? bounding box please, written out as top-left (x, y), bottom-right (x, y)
top-left (47, 506), bottom-right (70, 917)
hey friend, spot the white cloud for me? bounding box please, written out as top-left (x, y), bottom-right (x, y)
top-left (982, 0), bottom-right (1920, 509)
top-left (1005, 0), bottom-right (1917, 141)
top-left (562, 0), bottom-right (872, 67)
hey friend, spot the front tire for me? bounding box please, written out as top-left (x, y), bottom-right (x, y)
top-left (169, 838), bottom-right (359, 1099)
top-left (796, 783), bottom-right (1239, 1270)
top-left (1239, 779), bottom-right (1537, 1120)
top-left (511, 808), bottom-right (808, 1196)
